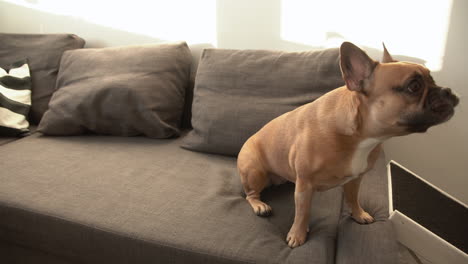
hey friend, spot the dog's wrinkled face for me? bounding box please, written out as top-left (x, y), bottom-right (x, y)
top-left (372, 61), bottom-right (459, 134)
top-left (340, 42), bottom-right (459, 137)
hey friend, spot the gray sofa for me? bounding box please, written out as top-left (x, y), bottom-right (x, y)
top-left (0, 34), bottom-right (397, 263)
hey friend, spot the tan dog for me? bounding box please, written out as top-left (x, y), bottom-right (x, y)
top-left (237, 42), bottom-right (459, 248)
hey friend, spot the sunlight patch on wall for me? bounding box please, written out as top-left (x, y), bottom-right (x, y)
top-left (281, 0), bottom-right (452, 71)
top-left (3, 0), bottom-right (217, 45)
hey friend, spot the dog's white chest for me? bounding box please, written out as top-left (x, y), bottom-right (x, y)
top-left (350, 138), bottom-right (381, 177)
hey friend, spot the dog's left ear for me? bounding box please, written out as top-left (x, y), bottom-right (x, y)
top-left (340, 42), bottom-right (377, 93)
top-left (382, 43), bottom-right (397, 63)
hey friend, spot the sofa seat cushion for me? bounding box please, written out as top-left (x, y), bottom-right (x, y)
top-left (0, 137), bottom-right (17, 146)
top-left (0, 134), bottom-right (343, 263)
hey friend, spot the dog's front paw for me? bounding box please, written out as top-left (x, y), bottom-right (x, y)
top-left (351, 210), bottom-right (375, 224)
top-left (286, 227), bottom-right (308, 248)
top-left (246, 198), bottom-right (273, 217)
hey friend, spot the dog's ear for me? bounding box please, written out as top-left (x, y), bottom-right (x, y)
top-left (382, 43), bottom-right (397, 63)
top-left (340, 42), bottom-right (377, 93)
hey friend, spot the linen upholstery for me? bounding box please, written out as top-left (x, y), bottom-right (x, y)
top-left (182, 48), bottom-right (344, 156)
top-left (0, 240), bottom-right (72, 264)
top-left (38, 42), bottom-right (192, 138)
top-left (0, 33), bottom-right (85, 124)
top-left (182, 43), bottom-right (215, 129)
top-left (0, 134), bottom-right (343, 263)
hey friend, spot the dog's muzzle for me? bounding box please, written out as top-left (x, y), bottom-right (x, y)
top-left (401, 87), bottom-right (459, 133)
top-left (425, 87), bottom-right (459, 119)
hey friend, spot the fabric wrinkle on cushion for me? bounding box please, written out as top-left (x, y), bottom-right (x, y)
top-left (182, 48), bottom-right (344, 156)
top-left (0, 33), bottom-right (85, 124)
top-left (38, 42), bottom-right (192, 138)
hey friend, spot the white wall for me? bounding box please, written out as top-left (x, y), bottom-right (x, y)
top-left (1, 0), bottom-right (466, 203)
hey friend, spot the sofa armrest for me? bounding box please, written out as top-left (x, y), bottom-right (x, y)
top-left (335, 151), bottom-right (398, 264)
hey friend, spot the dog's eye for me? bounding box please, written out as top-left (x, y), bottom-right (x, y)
top-left (407, 80), bottom-right (422, 93)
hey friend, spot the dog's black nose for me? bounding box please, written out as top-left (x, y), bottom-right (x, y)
top-left (442, 88), bottom-right (459, 107)
top-left (442, 88), bottom-right (452, 97)
top-left (426, 87), bottom-right (458, 115)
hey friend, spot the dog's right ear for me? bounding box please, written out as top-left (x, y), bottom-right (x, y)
top-left (382, 43), bottom-right (397, 63)
top-left (340, 42), bottom-right (377, 93)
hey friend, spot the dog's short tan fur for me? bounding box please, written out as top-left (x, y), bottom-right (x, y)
top-left (237, 42), bottom-right (459, 248)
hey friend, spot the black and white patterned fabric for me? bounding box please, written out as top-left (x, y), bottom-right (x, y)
top-left (0, 60), bottom-right (31, 136)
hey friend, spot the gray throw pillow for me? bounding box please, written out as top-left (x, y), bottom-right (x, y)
top-left (38, 42), bottom-right (192, 138)
top-left (182, 48), bottom-right (344, 156)
top-left (0, 33), bottom-right (85, 124)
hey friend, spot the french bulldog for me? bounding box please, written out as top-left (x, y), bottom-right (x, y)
top-left (237, 42), bottom-right (459, 248)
